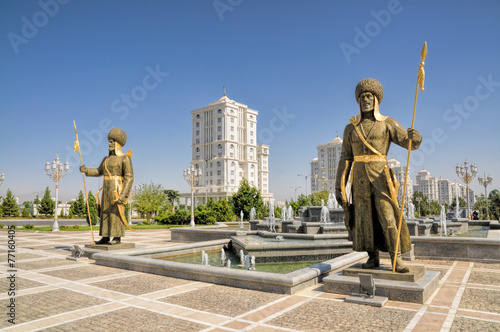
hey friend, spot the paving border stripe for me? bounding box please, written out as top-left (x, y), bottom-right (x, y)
top-left (441, 262), bottom-right (474, 331)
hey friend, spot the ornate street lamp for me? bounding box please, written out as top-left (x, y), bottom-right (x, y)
top-left (0, 173), bottom-right (5, 187)
top-left (456, 159), bottom-right (477, 219)
top-left (183, 164), bottom-right (202, 227)
top-left (290, 186), bottom-right (301, 201)
top-left (478, 172), bottom-right (493, 220)
top-left (415, 197), bottom-right (422, 217)
top-left (45, 155), bottom-right (69, 231)
top-left (297, 174), bottom-right (310, 196)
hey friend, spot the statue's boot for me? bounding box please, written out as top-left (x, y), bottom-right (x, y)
top-left (385, 227), bottom-right (410, 273)
top-left (95, 237), bottom-right (110, 245)
top-left (362, 250), bottom-right (380, 269)
top-left (108, 237), bottom-right (121, 245)
top-left (390, 251), bottom-right (409, 273)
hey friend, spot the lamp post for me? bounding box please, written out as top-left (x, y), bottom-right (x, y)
top-left (290, 186), bottom-right (301, 201)
top-left (45, 155), bottom-right (69, 231)
top-left (415, 197), bottom-right (422, 217)
top-left (456, 159), bottom-right (477, 219)
top-left (184, 164), bottom-right (202, 227)
top-left (0, 173), bottom-right (5, 187)
top-left (478, 172), bottom-right (493, 220)
top-left (297, 174), bottom-right (310, 196)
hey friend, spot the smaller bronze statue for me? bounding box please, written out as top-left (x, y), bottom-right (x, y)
top-left (80, 128), bottom-right (134, 245)
top-left (335, 78), bottom-right (422, 273)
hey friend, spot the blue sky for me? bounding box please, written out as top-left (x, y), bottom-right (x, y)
top-left (1, 0), bottom-right (499, 203)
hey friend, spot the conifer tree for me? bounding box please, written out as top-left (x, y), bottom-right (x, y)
top-left (39, 187), bottom-right (55, 216)
top-left (86, 191), bottom-right (98, 226)
top-left (1, 189), bottom-right (20, 217)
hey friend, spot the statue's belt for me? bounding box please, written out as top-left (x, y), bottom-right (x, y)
top-left (353, 155), bottom-right (387, 163)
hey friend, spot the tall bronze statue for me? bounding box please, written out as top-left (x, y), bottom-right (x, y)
top-left (80, 128), bottom-right (134, 245)
top-left (335, 78), bottom-right (422, 273)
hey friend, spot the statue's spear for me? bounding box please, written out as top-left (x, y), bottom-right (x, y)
top-left (392, 42), bottom-right (427, 273)
top-left (73, 121), bottom-right (95, 245)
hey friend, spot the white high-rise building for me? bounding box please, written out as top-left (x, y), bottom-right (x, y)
top-left (413, 169), bottom-right (438, 202)
top-left (387, 158), bottom-right (413, 204)
top-left (184, 94), bottom-right (273, 205)
top-left (310, 136), bottom-right (342, 194)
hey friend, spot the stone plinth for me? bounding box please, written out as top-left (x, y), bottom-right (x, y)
top-left (342, 263), bottom-right (425, 282)
top-left (323, 264), bottom-right (440, 304)
top-left (85, 243), bottom-right (135, 250)
top-left (418, 223), bottom-right (432, 236)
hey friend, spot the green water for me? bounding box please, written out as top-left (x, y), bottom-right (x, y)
top-left (157, 250), bottom-right (321, 274)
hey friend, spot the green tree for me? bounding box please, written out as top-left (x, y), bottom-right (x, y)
top-left (22, 201), bottom-right (34, 216)
top-left (39, 187), bottom-right (55, 216)
top-left (309, 190), bottom-right (330, 206)
top-left (164, 189), bottom-right (180, 213)
top-left (296, 194), bottom-right (311, 208)
top-left (132, 182), bottom-right (168, 221)
top-left (488, 190), bottom-right (500, 221)
top-left (194, 204), bottom-right (216, 225)
top-left (229, 178), bottom-right (266, 220)
top-left (213, 199), bottom-right (234, 222)
top-left (71, 191), bottom-right (86, 217)
top-left (2, 189), bottom-right (20, 217)
top-left (86, 191), bottom-right (98, 226)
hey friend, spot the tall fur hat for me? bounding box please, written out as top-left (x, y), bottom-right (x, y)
top-left (355, 78), bottom-right (384, 104)
top-left (108, 128), bottom-right (127, 146)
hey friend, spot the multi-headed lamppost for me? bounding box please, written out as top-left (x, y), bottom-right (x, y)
top-left (183, 165), bottom-right (202, 227)
top-left (456, 159), bottom-right (477, 219)
top-left (478, 173), bottom-right (493, 220)
top-left (0, 173), bottom-right (5, 186)
top-left (45, 155), bottom-right (69, 231)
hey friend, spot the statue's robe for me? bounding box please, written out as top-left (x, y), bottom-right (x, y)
top-left (335, 117), bottom-right (420, 253)
top-left (87, 154), bottom-right (133, 237)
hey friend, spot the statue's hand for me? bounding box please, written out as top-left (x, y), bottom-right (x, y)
top-left (79, 165), bottom-right (87, 174)
top-left (115, 196), bottom-right (126, 205)
top-left (407, 128), bottom-right (422, 142)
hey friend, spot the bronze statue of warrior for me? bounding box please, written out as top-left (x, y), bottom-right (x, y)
top-left (80, 128), bottom-right (134, 245)
top-left (335, 78), bottom-right (422, 273)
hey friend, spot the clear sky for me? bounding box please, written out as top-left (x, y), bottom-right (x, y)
top-left (1, 0), bottom-right (499, 204)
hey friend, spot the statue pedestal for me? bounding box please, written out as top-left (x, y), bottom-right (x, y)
top-left (85, 243), bottom-right (136, 250)
top-left (323, 263), bottom-right (439, 304)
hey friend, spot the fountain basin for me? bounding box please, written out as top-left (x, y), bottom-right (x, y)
top-left (231, 231), bottom-right (352, 263)
top-left (92, 240), bottom-right (366, 294)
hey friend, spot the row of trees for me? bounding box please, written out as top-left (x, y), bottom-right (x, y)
top-left (2, 182), bottom-right (500, 222)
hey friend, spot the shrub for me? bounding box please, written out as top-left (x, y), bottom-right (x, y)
top-left (23, 223), bottom-right (34, 229)
top-left (0, 224), bottom-right (4, 229)
top-left (72, 224), bottom-right (80, 229)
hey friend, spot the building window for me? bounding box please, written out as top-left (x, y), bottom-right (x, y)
top-left (230, 118), bottom-right (234, 123)
top-left (217, 180), bottom-right (221, 185)
top-left (210, 171), bottom-right (213, 176)
top-left (196, 122), bottom-right (200, 127)
top-left (231, 179), bottom-right (234, 184)
top-left (196, 130), bottom-right (199, 135)
top-left (218, 144), bottom-right (222, 149)
top-left (250, 123), bottom-right (254, 128)
top-left (196, 114), bottom-right (200, 119)
top-left (217, 126), bottom-right (221, 131)
top-left (217, 118), bottom-right (222, 123)
top-left (218, 109), bottom-right (222, 114)
top-left (196, 147), bottom-right (200, 152)
top-left (250, 139), bottom-right (254, 144)
top-left (217, 170), bottom-right (221, 175)
top-left (196, 139), bottom-right (200, 144)
top-left (217, 161), bottom-right (221, 166)
top-left (230, 135), bottom-right (234, 140)
top-left (231, 170), bottom-right (234, 175)
top-left (250, 131), bottom-right (253, 136)
top-left (217, 135), bottom-right (221, 140)
top-left (218, 153), bottom-right (222, 157)
top-left (230, 126), bottom-right (234, 131)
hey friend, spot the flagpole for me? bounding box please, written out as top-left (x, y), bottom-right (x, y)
top-left (73, 121), bottom-right (95, 245)
top-left (392, 42), bottom-right (427, 273)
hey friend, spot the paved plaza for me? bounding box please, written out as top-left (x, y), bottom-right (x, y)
top-left (1, 229), bottom-right (499, 331)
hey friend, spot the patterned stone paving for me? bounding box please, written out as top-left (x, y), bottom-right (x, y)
top-left (0, 229), bottom-right (498, 331)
